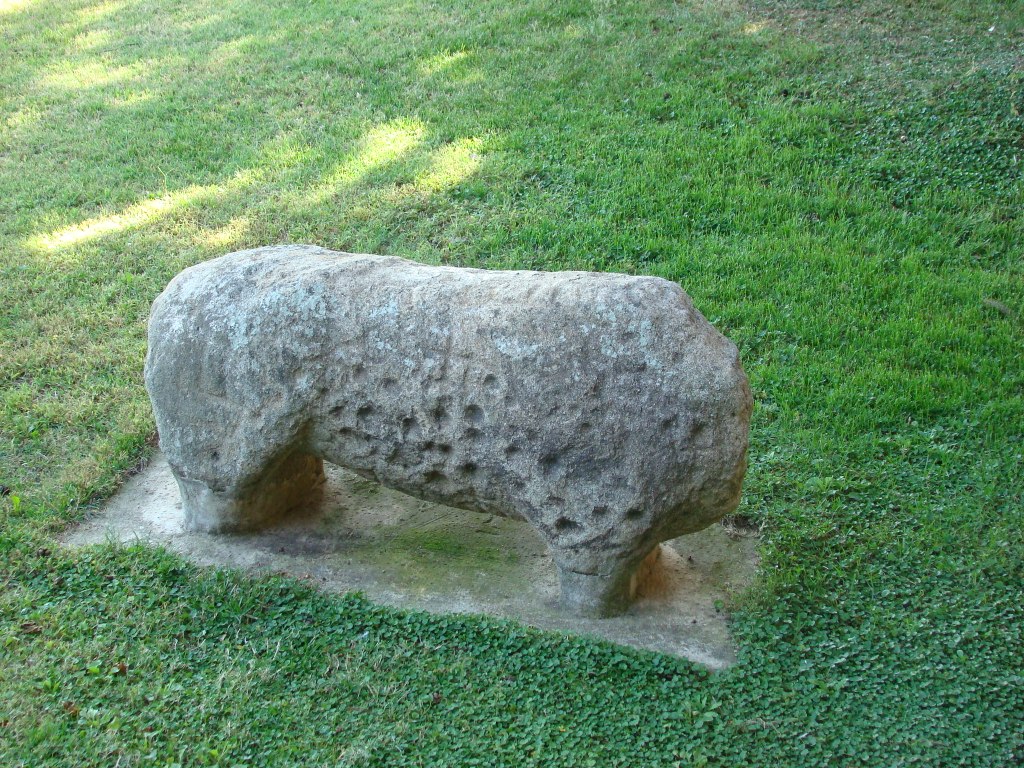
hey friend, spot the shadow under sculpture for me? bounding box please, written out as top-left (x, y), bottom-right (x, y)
top-left (145, 246), bottom-right (752, 617)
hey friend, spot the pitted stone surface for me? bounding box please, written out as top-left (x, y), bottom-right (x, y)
top-left (145, 245), bottom-right (752, 616)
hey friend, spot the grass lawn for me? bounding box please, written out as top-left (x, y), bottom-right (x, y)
top-left (1, 0), bottom-right (1022, 764)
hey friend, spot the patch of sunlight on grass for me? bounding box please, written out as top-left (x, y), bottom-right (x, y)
top-left (37, 196), bottom-right (181, 249)
top-left (417, 49), bottom-right (470, 76)
top-left (28, 171), bottom-right (259, 255)
top-left (74, 0), bottom-right (129, 23)
top-left (73, 28), bottom-right (112, 52)
top-left (415, 136), bottom-right (483, 192)
top-left (107, 88), bottom-right (157, 108)
top-left (305, 119), bottom-right (426, 204)
top-left (1, 105), bottom-right (38, 135)
top-left (198, 216), bottom-right (251, 249)
top-left (0, 0), bottom-right (32, 14)
top-left (37, 60), bottom-right (143, 92)
top-left (210, 35), bottom-right (262, 65)
top-left (742, 21), bottom-right (769, 35)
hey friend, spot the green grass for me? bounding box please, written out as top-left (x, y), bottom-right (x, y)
top-left (1, 0), bottom-right (1022, 764)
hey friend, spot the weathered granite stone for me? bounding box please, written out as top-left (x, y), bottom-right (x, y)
top-left (145, 245), bottom-right (752, 616)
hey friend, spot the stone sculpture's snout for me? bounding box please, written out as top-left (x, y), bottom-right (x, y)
top-left (145, 245), bottom-right (752, 617)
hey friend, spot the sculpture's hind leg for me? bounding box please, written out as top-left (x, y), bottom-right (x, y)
top-left (173, 450), bottom-right (325, 533)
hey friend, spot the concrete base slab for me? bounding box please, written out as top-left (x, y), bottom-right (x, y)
top-left (61, 453), bottom-right (759, 668)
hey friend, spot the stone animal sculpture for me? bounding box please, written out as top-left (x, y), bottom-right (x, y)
top-left (145, 245), bottom-right (752, 616)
